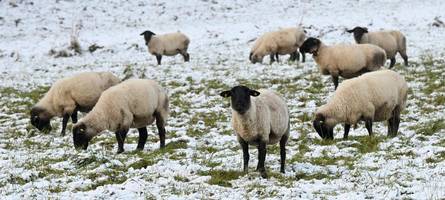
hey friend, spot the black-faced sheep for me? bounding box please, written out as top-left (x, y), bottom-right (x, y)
top-left (347, 26), bottom-right (408, 68)
top-left (300, 37), bottom-right (386, 89)
top-left (250, 27), bottom-right (306, 64)
top-left (72, 79), bottom-right (169, 153)
top-left (30, 72), bottom-right (120, 136)
top-left (140, 30), bottom-right (190, 65)
top-left (220, 86), bottom-right (290, 178)
top-left (313, 69), bottom-right (408, 139)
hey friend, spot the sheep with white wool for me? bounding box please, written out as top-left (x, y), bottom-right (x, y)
top-left (313, 69), bottom-right (408, 140)
top-left (220, 86), bottom-right (290, 178)
top-left (140, 30), bottom-right (190, 65)
top-left (250, 27), bottom-right (306, 64)
top-left (347, 26), bottom-right (408, 68)
top-left (72, 79), bottom-right (169, 153)
top-left (300, 37), bottom-right (386, 89)
top-left (30, 72), bottom-right (120, 136)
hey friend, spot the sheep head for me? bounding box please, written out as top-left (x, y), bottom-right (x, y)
top-left (312, 113), bottom-right (334, 140)
top-left (300, 37), bottom-right (321, 56)
top-left (30, 106), bottom-right (52, 132)
top-left (220, 85), bottom-right (260, 115)
top-left (347, 26), bottom-right (368, 43)
top-left (140, 30), bottom-right (156, 44)
top-left (72, 122), bottom-right (96, 150)
top-left (249, 51), bottom-right (264, 64)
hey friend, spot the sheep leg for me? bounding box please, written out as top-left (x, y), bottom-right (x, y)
top-left (389, 58), bottom-right (396, 69)
top-left (275, 53), bottom-right (279, 63)
top-left (179, 49), bottom-right (190, 62)
top-left (238, 137), bottom-right (249, 173)
top-left (365, 119), bottom-right (373, 136)
top-left (387, 117), bottom-right (394, 136)
top-left (183, 53), bottom-right (190, 62)
top-left (295, 51), bottom-right (300, 62)
top-left (155, 111), bottom-right (166, 148)
top-left (136, 127), bottom-right (148, 151)
top-left (257, 141), bottom-right (268, 178)
top-left (344, 124), bottom-right (351, 139)
top-left (279, 134), bottom-right (288, 174)
top-left (301, 52), bottom-right (306, 63)
top-left (269, 54), bottom-right (275, 64)
top-left (60, 114), bottom-right (70, 136)
top-left (71, 109), bottom-right (78, 123)
top-left (332, 75), bottom-right (339, 90)
top-left (401, 53), bottom-right (408, 66)
top-left (329, 127), bottom-right (334, 140)
top-left (392, 106), bottom-right (401, 136)
top-left (155, 54), bottom-right (162, 65)
top-left (115, 129), bottom-right (128, 153)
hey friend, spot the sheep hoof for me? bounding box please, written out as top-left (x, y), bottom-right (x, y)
top-left (260, 171), bottom-right (268, 179)
top-left (117, 149), bottom-right (124, 154)
top-left (280, 169), bottom-right (285, 174)
top-left (135, 147), bottom-right (144, 152)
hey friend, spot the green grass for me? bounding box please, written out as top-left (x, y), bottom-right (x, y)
top-left (425, 151), bottom-right (445, 163)
top-left (128, 140), bottom-right (188, 169)
top-left (412, 119), bottom-right (445, 136)
top-left (198, 170), bottom-right (245, 187)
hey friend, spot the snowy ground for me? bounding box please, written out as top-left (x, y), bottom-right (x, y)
top-left (0, 0), bottom-right (445, 199)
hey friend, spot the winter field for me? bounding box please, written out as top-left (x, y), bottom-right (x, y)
top-left (0, 0), bottom-right (445, 199)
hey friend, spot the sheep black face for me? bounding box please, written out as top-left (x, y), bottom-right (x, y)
top-left (140, 30), bottom-right (156, 44)
top-left (30, 107), bottom-right (52, 132)
top-left (312, 113), bottom-right (334, 140)
top-left (249, 52), bottom-right (263, 64)
top-left (220, 86), bottom-right (260, 115)
top-left (347, 26), bottom-right (368, 43)
top-left (73, 123), bottom-right (94, 150)
top-left (300, 37), bottom-right (321, 56)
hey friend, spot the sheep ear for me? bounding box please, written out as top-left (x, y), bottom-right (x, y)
top-left (315, 113), bottom-right (325, 121)
top-left (249, 52), bottom-right (253, 60)
top-left (220, 91), bottom-right (231, 98)
top-left (346, 29), bottom-right (354, 33)
top-left (363, 27), bottom-right (368, 33)
top-left (249, 90), bottom-right (260, 97)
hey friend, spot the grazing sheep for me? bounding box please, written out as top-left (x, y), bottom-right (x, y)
top-left (30, 72), bottom-right (120, 136)
top-left (220, 86), bottom-right (290, 178)
top-left (347, 26), bottom-right (408, 68)
top-left (250, 27), bottom-right (306, 64)
top-left (313, 69), bottom-right (408, 139)
top-left (140, 30), bottom-right (190, 65)
top-left (72, 79), bottom-right (169, 153)
top-left (300, 37), bottom-right (386, 89)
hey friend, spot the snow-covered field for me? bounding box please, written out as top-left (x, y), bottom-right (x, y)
top-left (0, 0), bottom-right (444, 199)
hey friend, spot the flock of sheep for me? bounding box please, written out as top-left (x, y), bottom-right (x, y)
top-left (29, 26), bottom-right (409, 179)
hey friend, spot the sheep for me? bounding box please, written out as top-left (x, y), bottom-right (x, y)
top-left (347, 27), bottom-right (408, 68)
top-left (72, 79), bottom-right (169, 153)
top-left (30, 72), bottom-right (120, 136)
top-left (140, 30), bottom-right (190, 65)
top-left (249, 27), bottom-right (306, 64)
top-left (313, 69), bottom-right (408, 140)
top-left (299, 37), bottom-right (386, 89)
top-left (220, 86), bottom-right (290, 178)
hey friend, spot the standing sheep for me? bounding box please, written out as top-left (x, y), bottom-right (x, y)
top-left (30, 72), bottom-right (120, 136)
top-left (140, 30), bottom-right (190, 65)
top-left (220, 86), bottom-right (290, 178)
top-left (300, 37), bottom-right (386, 89)
top-left (250, 27), bottom-right (306, 64)
top-left (347, 26), bottom-right (408, 68)
top-left (313, 69), bottom-right (408, 139)
top-left (72, 79), bottom-right (169, 153)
